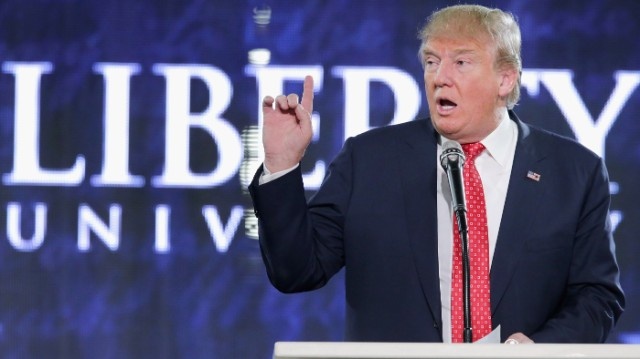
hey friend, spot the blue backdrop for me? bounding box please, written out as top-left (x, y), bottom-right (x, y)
top-left (0, 1), bottom-right (638, 358)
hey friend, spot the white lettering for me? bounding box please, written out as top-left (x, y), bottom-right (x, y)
top-left (151, 64), bottom-right (242, 187)
top-left (155, 205), bottom-right (171, 253)
top-left (521, 70), bottom-right (640, 158)
top-left (78, 204), bottom-right (121, 251)
top-left (2, 62), bottom-right (86, 186)
top-left (202, 205), bottom-right (244, 253)
top-left (332, 66), bottom-right (421, 139)
top-left (610, 210), bottom-right (623, 234)
top-left (6, 202), bottom-right (47, 252)
top-left (91, 63), bottom-right (145, 187)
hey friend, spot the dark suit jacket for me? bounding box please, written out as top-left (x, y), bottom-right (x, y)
top-left (249, 111), bottom-right (624, 343)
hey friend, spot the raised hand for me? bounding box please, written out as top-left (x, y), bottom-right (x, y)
top-left (261, 75), bottom-right (314, 173)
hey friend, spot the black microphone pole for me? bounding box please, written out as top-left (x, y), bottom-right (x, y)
top-left (440, 141), bottom-right (473, 343)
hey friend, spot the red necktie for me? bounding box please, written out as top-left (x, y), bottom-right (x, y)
top-left (451, 142), bottom-right (492, 342)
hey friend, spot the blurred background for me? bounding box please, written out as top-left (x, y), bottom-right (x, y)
top-left (0, 0), bottom-right (638, 358)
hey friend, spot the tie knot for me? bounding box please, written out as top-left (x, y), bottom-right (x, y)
top-left (462, 142), bottom-right (485, 162)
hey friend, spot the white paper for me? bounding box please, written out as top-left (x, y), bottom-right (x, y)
top-left (475, 325), bottom-right (501, 344)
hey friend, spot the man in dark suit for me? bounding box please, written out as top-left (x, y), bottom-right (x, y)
top-left (249, 4), bottom-right (624, 343)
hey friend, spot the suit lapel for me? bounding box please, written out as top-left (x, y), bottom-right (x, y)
top-left (490, 116), bottom-right (549, 313)
top-left (396, 120), bottom-right (443, 329)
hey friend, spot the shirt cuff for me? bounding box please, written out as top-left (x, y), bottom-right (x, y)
top-left (259, 163), bottom-right (299, 185)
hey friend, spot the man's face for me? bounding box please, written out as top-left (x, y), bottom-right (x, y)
top-left (422, 35), bottom-right (514, 144)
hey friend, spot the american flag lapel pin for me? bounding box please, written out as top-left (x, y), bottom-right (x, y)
top-left (527, 170), bottom-right (541, 182)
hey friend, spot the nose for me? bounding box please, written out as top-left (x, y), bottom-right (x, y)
top-left (432, 61), bottom-right (453, 87)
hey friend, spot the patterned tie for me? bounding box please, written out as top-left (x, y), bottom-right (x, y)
top-left (451, 142), bottom-right (492, 343)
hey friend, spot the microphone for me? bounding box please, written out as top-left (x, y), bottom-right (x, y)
top-left (440, 141), bottom-right (466, 220)
top-left (440, 140), bottom-right (473, 343)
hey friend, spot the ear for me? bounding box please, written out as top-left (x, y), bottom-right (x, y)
top-left (498, 67), bottom-right (518, 98)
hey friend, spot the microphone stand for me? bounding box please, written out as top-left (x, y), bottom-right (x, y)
top-left (454, 208), bottom-right (473, 343)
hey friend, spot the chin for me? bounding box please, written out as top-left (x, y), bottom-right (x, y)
top-left (432, 119), bottom-right (459, 137)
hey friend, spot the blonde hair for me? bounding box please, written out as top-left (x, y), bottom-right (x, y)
top-left (418, 5), bottom-right (522, 109)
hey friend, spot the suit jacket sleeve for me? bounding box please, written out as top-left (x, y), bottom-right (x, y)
top-left (529, 157), bottom-right (625, 343)
top-left (247, 140), bottom-right (354, 293)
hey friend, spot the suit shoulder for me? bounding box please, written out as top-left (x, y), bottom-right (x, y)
top-left (349, 118), bottom-right (431, 146)
top-left (525, 123), bottom-right (602, 164)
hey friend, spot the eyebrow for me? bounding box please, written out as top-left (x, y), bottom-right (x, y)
top-left (422, 47), bottom-right (478, 57)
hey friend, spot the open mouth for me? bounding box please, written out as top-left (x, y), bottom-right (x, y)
top-left (437, 98), bottom-right (458, 112)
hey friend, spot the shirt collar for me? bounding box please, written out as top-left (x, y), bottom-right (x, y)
top-left (438, 110), bottom-right (518, 169)
top-left (480, 111), bottom-right (518, 169)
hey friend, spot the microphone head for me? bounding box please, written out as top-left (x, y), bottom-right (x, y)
top-left (440, 140), bottom-right (465, 170)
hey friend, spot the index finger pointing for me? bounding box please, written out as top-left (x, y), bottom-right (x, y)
top-left (300, 75), bottom-right (314, 114)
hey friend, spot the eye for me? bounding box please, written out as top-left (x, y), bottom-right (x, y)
top-left (455, 59), bottom-right (473, 72)
top-left (423, 57), bottom-right (439, 71)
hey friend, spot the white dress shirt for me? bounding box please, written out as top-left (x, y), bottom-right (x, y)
top-left (437, 114), bottom-right (518, 342)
